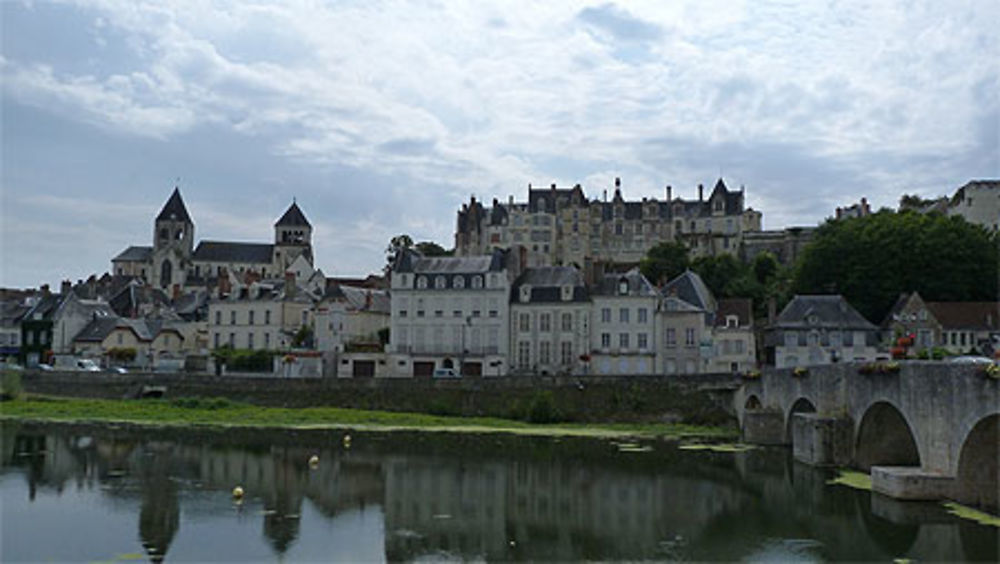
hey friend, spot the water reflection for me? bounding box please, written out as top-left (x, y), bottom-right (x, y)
top-left (1, 422), bottom-right (996, 562)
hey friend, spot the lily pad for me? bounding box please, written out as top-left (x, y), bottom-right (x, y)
top-left (942, 502), bottom-right (1000, 527)
top-left (678, 443), bottom-right (755, 453)
top-left (827, 469), bottom-right (872, 491)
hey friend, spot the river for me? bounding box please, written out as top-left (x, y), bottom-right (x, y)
top-left (1, 421), bottom-right (996, 562)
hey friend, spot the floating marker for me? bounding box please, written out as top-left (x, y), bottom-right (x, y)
top-left (232, 486), bottom-right (244, 499)
top-left (309, 455), bottom-right (319, 467)
top-left (343, 434), bottom-right (352, 448)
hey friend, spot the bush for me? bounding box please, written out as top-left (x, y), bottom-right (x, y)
top-left (0, 370), bottom-right (23, 401)
top-left (526, 391), bottom-right (561, 424)
top-left (107, 347), bottom-right (137, 363)
top-left (426, 397), bottom-right (460, 416)
top-left (213, 348), bottom-right (276, 372)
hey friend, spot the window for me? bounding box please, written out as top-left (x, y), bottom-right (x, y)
top-left (248, 333), bottom-right (255, 350)
top-left (264, 333), bottom-right (270, 349)
top-left (215, 311), bottom-right (221, 325)
top-left (601, 308), bottom-right (611, 323)
top-left (453, 310), bottom-right (461, 318)
top-left (539, 341), bottom-right (551, 365)
top-left (540, 313), bottom-right (551, 332)
top-left (735, 340), bottom-right (744, 354)
top-left (785, 331), bottom-right (797, 347)
top-left (637, 308), bottom-right (647, 323)
top-left (265, 310), bottom-right (271, 324)
top-left (249, 311), bottom-right (255, 325)
top-left (214, 333), bottom-right (220, 348)
top-left (471, 276), bottom-right (483, 289)
top-left (435, 276), bottom-right (446, 289)
top-left (726, 315), bottom-right (738, 328)
top-left (619, 308), bottom-right (629, 323)
top-left (685, 328), bottom-right (695, 347)
top-left (519, 313), bottom-right (530, 332)
top-left (117, 333), bottom-right (124, 345)
top-left (454, 276), bottom-right (465, 289)
top-left (400, 310), bottom-right (408, 318)
top-left (518, 341), bottom-right (531, 369)
top-left (665, 328), bottom-right (676, 347)
top-left (230, 311), bottom-right (237, 325)
top-left (637, 333), bottom-right (648, 350)
top-left (601, 333), bottom-right (611, 348)
top-left (560, 342), bottom-right (573, 365)
top-left (434, 309), bottom-right (443, 318)
top-left (561, 313), bottom-right (572, 332)
top-left (229, 333), bottom-right (235, 347)
top-left (619, 333), bottom-right (629, 349)
top-left (417, 276), bottom-right (428, 289)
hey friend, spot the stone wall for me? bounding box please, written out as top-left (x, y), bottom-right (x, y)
top-left (19, 371), bottom-right (742, 426)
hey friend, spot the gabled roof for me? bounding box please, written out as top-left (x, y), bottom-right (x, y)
top-left (716, 298), bottom-right (753, 328)
top-left (327, 285), bottom-right (391, 314)
top-left (156, 187), bottom-right (192, 223)
top-left (73, 317), bottom-right (122, 342)
top-left (511, 266), bottom-right (589, 304)
top-left (592, 268), bottom-right (657, 297)
top-left (193, 241), bottom-right (273, 263)
top-left (113, 246), bottom-right (153, 262)
top-left (275, 202), bottom-right (311, 227)
top-left (772, 295), bottom-right (876, 330)
top-left (661, 296), bottom-right (703, 313)
top-left (661, 270), bottom-right (717, 312)
top-left (926, 302), bottom-right (999, 331)
top-left (395, 248), bottom-right (506, 274)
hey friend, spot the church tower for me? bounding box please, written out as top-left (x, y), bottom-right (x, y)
top-left (273, 201), bottom-right (313, 272)
top-left (151, 187), bottom-right (194, 290)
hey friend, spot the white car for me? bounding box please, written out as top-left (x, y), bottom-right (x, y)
top-left (76, 359), bottom-right (101, 372)
top-left (433, 368), bottom-right (460, 379)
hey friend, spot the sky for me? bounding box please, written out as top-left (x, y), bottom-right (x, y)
top-left (1, 0), bottom-right (997, 289)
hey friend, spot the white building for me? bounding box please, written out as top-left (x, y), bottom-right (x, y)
top-left (509, 266), bottom-right (591, 375)
top-left (207, 274), bottom-right (319, 352)
top-left (947, 180), bottom-right (999, 232)
top-left (590, 269), bottom-right (658, 375)
top-left (315, 284), bottom-right (390, 353)
top-left (658, 271), bottom-right (715, 374)
top-left (389, 248), bottom-right (513, 378)
top-left (766, 295), bottom-right (879, 368)
top-left (709, 298), bottom-right (757, 373)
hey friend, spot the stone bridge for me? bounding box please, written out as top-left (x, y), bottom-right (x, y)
top-left (734, 362), bottom-right (999, 512)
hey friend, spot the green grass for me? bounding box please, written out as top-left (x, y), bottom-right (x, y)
top-left (0, 395), bottom-right (735, 440)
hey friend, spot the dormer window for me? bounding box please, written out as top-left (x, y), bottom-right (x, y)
top-left (807, 314), bottom-right (818, 325)
top-left (618, 278), bottom-right (629, 296)
top-left (471, 276), bottom-right (483, 289)
top-left (435, 275), bottom-right (446, 289)
top-left (561, 285), bottom-right (572, 301)
top-left (726, 315), bottom-right (738, 328)
top-left (520, 285), bottom-right (531, 303)
top-left (417, 276), bottom-right (428, 289)
top-left (453, 276), bottom-right (465, 289)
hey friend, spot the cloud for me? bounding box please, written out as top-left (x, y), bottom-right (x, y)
top-left (577, 3), bottom-right (664, 43)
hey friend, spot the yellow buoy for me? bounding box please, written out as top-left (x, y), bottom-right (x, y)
top-left (343, 434), bottom-right (352, 448)
top-left (308, 455), bottom-right (319, 467)
top-left (232, 486), bottom-right (244, 499)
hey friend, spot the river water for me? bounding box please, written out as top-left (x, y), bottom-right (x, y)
top-left (1, 421), bottom-right (996, 562)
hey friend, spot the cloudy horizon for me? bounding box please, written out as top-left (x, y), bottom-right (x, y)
top-left (2, 0), bottom-right (997, 289)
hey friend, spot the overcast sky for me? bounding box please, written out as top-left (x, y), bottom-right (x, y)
top-left (2, 0), bottom-right (997, 289)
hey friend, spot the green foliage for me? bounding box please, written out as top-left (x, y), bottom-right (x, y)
top-left (377, 327), bottom-right (390, 346)
top-left (691, 254), bottom-right (746, 297)
top-left (525, 391), bottom-right (561, 424)
top-left (170, 397), bottom-right (237, 410)
top-left (639, 242), bottom-right (690, 285)
top-left (107, 347), bottom-right (137, 363)
top-left (212, 348), bottom-right (276, 372)
top-left (414, 241), bottom-right (451, 256)
top-left (292, 325), bottom-right (314, 348)
top-left (793, 211), bottom-right (999, 322)
top-left (0, 370), bottom-right (23, 401)
top-left (751, 252), bottom-right (780, 284)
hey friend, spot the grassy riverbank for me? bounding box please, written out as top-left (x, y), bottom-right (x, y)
top-left (0, 395), bottom-right (736, 440)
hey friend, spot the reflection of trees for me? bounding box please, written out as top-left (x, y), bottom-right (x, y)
top-left (137, 445), bottom-right (180, 563)
top-left (261, 447), bottom-right (303, 557)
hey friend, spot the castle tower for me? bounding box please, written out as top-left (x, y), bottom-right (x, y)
top-left (151, 187), bottom-right (194, 290)
top-left (273, 201), bottom-right (313, 272)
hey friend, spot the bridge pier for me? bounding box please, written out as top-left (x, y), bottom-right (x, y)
top-left (791, 413), bottom-right (852, 467)
top-left (741, 409), bottom-right (785, 445)
top-left (871, 467), bottom-right (955, 501)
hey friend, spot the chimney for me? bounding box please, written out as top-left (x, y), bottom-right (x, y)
top-left (603, 189), bottom-right (607, 202)
top-left (698, 183), bottom-right (704, 201)
top-left (666, 185), bottom-right (672, 201)
top-left (551, 183), bottom-right (556, 190)
top-left (836, 207), bottom-right (842, 219)
top-left (61, 279), bottom-right (72, 296)
top-left (41, 284), bottom-right (50, 297)
top-left (492, 198), bottom-right (498, 206)
top-left (508, 195), bottom-right (514, 205)
top-left (615, 177), bottom-right (621, 188)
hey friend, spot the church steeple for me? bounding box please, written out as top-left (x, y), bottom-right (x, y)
top-left (156, 187), bottom-right (192, 223)
top-left (273, 200), bottom-right (313, 270)
top-left (152, 187), bottom-right (195, 289)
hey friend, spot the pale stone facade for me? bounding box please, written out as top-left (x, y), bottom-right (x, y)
top-left (947, 180), bottom-right (999, 232)
top-left (589, 269), bottom-right (658, 375)
top-left (766, 295), bottom-right (879, 368)
top-left (509, 266), bottom-right (591, 375)
top-left (314, 284), bottom-right (390, 353)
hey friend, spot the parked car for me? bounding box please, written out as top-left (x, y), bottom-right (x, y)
top-left (75, 359), bottom-right (101, 372)
top-left (37, 364), bottom-right (54, 371)
top-left (433, 368), bottom-right (460, 379)
top-left (947, 356), bottom-right (995, 365)
top-left (107, 366), bottom-right (128, 374)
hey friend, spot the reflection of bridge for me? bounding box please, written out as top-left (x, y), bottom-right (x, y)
top-left (735, 362), bottom-right (999, 512)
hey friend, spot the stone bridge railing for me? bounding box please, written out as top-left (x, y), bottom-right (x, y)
top-left (735, 361), bottom-right (999, 512)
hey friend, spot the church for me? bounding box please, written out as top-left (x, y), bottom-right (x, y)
top-left (111, 188), bottom-right (314, 292)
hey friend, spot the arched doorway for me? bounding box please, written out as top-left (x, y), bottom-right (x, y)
top-left (855, 401), bottom-right (920, 471)
top-left (785, 398), bottom-right (817, 444)
top-left (954, 414), bottom-right (998, 513)
top-left (442, 358), bottom-right (454, 369)
top-left (745, 395), bottom-right (762, 410)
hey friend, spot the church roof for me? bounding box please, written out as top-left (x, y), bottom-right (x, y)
top-left (156, 188), bottom-right (192, 223)
top-left (275, 202), bottom-right (311, 227)
top-left (113, 246), bottom-right (153, 262)
top-left (193, 241), bottom-right (274, 263)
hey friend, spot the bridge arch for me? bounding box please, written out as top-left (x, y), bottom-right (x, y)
top-left (953, 414), bottom-right (998, 513)
top-left (785, 398), bottom-right (817, 444)
top-left (745, 395), bottom-right (762, 410)
top-left (855, 401), bottom-right (920, 471)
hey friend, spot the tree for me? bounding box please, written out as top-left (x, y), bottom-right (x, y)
top-left (793, 210), bottom-right (999, 323)
top-left (751, 252), bottom-right (779, 284)
top-left (639, 242), bottom-right (690, 285)
top-left (415, 241), bottom-right (451, 256)
top-left (384, 234), bottom-right (414, 273)
top-left (691, 254), bottom-right (746, 297)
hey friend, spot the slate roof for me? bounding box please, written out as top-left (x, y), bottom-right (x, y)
top-left (113, 246), bottom-right (153, 262)
top-left (511, 266), bottom-right (589, 304)
top-left (275, 202), bottom-right (311, 227)
top-left (22, 294), bottom-right (63, 322)
top-left (772, 295), bottom-right (876, 330)
top-left (661, 296), bottom-right (703, 313)
top-left (193, 241), bottom-right (274, 263)
top-left (326, 285), bottom-right (391, 314)
top-left (108, 281), bottom-right (170, 318)
top-left (395, 248), bottom-right (506, 274)
top-left (661, 270), bottom-right (717, 312)
top-left (926, 302), bottom-right (999, 331)
top-left (592, 268), bottom-right (657, 297)
top-left (715, 298), bottom-right (753, 328)
top-left (73, 317), bottom-right (122, 342)
top-left (156, 188), bottom-right (192, 223)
